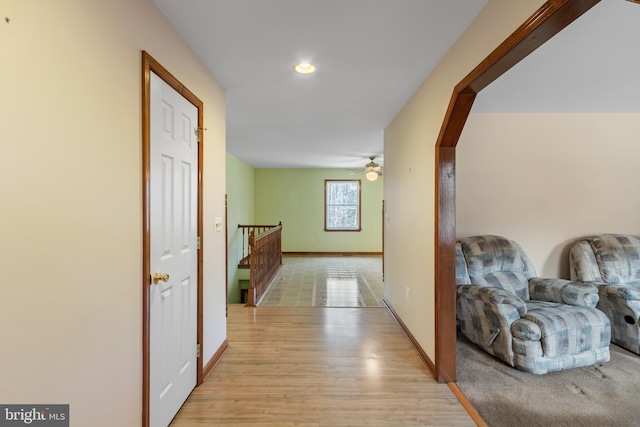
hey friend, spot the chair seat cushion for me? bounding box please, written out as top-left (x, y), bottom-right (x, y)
top-left (523, 300), bottom-right (610, 357)
top-left (599, 282), bottom-right (640, 300)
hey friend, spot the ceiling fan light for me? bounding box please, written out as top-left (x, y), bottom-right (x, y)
top-left (366, 171), bottom-right (379, 181)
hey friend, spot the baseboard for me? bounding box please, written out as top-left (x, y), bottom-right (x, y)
top-left (382, 298), bottom-right (436, 378)
top-left (447, 382), bottom-right (489, 427)
top-left (283, 251), bottom-right (382, 256)
top-left (201, 338), bottom-right (229, 383)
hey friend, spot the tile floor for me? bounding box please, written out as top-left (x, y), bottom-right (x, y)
top-left (259, 254), bottom-right (384, 307)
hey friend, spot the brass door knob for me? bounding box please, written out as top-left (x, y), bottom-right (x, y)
top-left (152, 272), bottom-right (170, 284)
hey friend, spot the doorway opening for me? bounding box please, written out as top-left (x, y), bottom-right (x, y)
top-left (434, 0), bottom-right (602, 382)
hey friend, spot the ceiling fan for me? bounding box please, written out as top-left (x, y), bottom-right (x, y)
top-left (350, 156), bottom-right (383, 181)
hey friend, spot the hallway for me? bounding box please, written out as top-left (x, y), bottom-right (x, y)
top-left (170, 305), bottom-right (475, 426)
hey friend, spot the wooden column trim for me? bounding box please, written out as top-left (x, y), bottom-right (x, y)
top-left (434, 146), bottom-right (457, 383)
top-left (434, 0), bottom-right (601, 382)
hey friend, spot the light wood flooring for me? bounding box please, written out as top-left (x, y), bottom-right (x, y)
top-left (170, 305), bottom-right (475, 426)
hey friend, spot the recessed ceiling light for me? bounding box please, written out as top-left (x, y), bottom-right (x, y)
top-left (294, 63), bottom-right (315, 74)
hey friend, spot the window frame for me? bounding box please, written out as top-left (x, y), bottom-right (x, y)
top-left (324, 179), bottom-right (362, 232)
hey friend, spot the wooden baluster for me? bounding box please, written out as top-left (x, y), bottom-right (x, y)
top-left (241, 226), bottom-right (246, 260)
top-left (248, 231), bottom-right (255, 248)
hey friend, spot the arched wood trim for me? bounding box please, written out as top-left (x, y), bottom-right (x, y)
top-left (141, 51), bottom-right (205, 426)
top-left (434, 0), bottom-right (601, 383)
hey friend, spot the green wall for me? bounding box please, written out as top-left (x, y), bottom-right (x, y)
top-left (226, 153), bottom-right (255, 303)
top-left (255, 169), bottom-right (383, 252)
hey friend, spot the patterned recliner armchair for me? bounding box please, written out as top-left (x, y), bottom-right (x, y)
top-left (456, 235), bottom-right (610, 374)
top-left (570, 234), bottom-right (640, 354)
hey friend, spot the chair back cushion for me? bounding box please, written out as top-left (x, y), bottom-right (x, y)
top-left (572, 234), bottom-right (640, 284)
top-left (459, 235), bottom-right (536, 300)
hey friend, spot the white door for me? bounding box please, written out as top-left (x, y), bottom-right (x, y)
top-left (149, 72), bottom-right (198, 427)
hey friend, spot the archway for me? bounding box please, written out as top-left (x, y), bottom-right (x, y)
top-left (434, 0), bottom-right (602, 382)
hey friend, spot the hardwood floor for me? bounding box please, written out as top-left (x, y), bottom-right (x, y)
top-left (170, 305), bottom-right (475, 426)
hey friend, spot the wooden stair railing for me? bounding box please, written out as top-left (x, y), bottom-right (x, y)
top-left (237, 223), bottom-right (281, 268)
top-left (237, 222), bottom-right (283, 306)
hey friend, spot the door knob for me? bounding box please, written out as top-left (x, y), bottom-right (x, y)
top-left (152, 272), bottom-right (170, 284)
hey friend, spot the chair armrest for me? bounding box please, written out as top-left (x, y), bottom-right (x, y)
top-left (529, 278), bottom-right (598, 307)
top-left (511, 319), bottom-right (542, 341)
top-left (457, 285), bottom-right (527, 316)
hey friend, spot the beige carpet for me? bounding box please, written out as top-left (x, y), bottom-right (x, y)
top-left (456, 333), bottom-right (640, 427)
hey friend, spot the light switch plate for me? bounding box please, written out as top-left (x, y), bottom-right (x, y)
top-left (214, 217), bottom-right (222, 232)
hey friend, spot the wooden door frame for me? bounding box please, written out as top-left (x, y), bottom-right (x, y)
top-left (434, 0), bottom-right (601, 382)
top-left (141, 51), bottom-right (205, 426)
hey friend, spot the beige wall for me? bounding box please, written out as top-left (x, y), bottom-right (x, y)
top-left (457, 113), bottom-right (640, 278)
top-left (383, 0), bottom-right (546, 361)
top-left (0, 0), bottom-right (226, 425)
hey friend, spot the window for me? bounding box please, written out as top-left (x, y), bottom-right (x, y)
top-left (324, 180), bottom-right (361, 231)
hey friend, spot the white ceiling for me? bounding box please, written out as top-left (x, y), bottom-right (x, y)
top-left (152, 0), bottom-right (488, 168)
top-left (153, 0), bottom-right (639, 170)
top-left (473, 0), bottom-right (640, 113)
